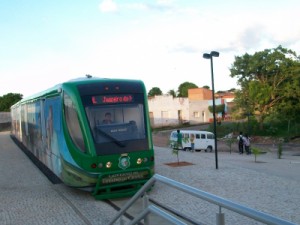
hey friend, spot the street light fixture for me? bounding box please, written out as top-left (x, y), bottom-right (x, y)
top-left (203, 51), bottom-right (219, 169)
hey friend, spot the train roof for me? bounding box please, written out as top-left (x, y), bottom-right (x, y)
top-left (11, 76), bottom-right (144, 107)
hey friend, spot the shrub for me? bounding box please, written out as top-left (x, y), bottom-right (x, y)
top-left (251, 146), bottom-right (262, 163)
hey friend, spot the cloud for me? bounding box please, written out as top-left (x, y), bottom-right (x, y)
top-left (144, 0), bottom-right (175, 12)
top-left (169, 44), bottom-right (200, 54)
top-left (237, 25), bottom-right (267, 51)
top-left (99, 0), bottom-right (118, 13)
top-left (99, 0), bottom-right (176, 14)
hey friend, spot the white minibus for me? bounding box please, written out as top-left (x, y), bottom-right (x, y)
top-left (169, 130), bottom-right (215, 152)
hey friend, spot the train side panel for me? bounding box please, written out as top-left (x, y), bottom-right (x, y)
top-left (11, 97), bottom-right (63, 178)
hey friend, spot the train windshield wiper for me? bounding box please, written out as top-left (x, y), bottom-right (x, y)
top-left (96, 127), bottom-right (126, 147)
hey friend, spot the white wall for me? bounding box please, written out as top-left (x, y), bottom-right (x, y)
top-left (148, 95), bottom-right (189, 128)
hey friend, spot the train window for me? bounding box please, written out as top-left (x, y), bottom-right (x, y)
top-left (85, 104), bottom-right (146, 146)
top-left (64, 93), bottom-right (86, 152)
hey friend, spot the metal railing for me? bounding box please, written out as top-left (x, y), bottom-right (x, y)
top-left (108, 174), bottom-right (296, 225)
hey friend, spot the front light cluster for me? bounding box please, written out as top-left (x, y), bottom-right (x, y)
top-left (92, 157), bottom-right (152, 169)
top-left (96, 162), bottom-right (112, 168)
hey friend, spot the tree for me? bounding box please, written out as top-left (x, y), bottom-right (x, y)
top-left (273, 69), bottom-right (300, 133)
top-left (208, 104), bottom-right (225, 120)
top-left (230, 45), bottom-right (300, 129)
top-left (228, 88), bottom-right (237, 92)
top-left (277, 63), bottom-right (300, 117)
top-left (148, 87), bottom-right (163, 97)
top-left (177, 82), bottom-right (198, 97)
top-left (167, 89), bottom-right (177, 97)
top-left (0, 93), bottom-right (23, 111)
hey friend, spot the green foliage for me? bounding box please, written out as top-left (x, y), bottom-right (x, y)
top-left (0, 93), bottom-right (23, 111)
top-left (167, 89), bottom-right (177, 97)
top-left (224, 137), bottom-right (235, 154)
top-left (172, 149), bottom-right (180, 165)
top-left (169, 137), bottom-right (189, 165)
top-left (208, 104), bottom-right (225, 114)
top-left (169, 139), bottom-right (180, 155)
top-left (230, 45), bottom-right (300, 130)
top-left (148, 87), bottom-right (163, 97)
top-left (207, 118), bottom-right (300, 140)
top-left (251, 146), bottom-right (263, 162)
top-left (177, 82), bottom-right (198, 97)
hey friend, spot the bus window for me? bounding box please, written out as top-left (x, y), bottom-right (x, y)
top-left (207, 133), bottom-right (214, 139)
top-left (196, 134), bottom-right (200, 139)
top-left (171, 132), bottom-right (177, 139)
top-left (201, 134), bottom-right (206, 139)
top-left (183, 133), bottom-right (189, 138)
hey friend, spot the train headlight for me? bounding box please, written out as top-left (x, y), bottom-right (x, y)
top-left (98, 163), bottom-right (103, 168)
top-left (106, 161), bottom-right (112, 168)
top-left (137, 158), bottom-right (142, 164)
top-left (143, 157), bottom-right (148, 163)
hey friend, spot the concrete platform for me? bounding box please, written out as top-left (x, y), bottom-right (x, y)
top-left (0, 131), bottom-right (116, 225)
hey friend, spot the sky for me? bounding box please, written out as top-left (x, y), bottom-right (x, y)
top-left (1, 0), bottom-right (300, 98)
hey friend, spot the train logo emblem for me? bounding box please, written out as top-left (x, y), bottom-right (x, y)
top-left (118, 156), bottom-right (130, 170)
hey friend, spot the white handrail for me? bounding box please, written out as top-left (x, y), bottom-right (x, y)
top-left (108, 174), bottom-right (296, 225)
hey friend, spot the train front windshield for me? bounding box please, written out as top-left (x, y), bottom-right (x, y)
top-left (83, 93), bottom-right (149, 155)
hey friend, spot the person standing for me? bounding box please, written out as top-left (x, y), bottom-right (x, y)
top-left (237, 132), bottom-right (244, 154)
top-left (177, 130), bottom-right (183, 150)
top-left (243, 134), bottom-right (251, 155)
top-left (190, 133), bottom-right (195, 152)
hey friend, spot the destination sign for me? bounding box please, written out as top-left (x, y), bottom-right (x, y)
top-left (91, 94), bottom-right (134, 105)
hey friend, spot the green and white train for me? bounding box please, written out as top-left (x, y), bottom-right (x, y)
top-left (11, 76), bottom-right (155, 199)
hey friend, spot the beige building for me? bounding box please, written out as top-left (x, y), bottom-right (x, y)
top-left (148, 88), bottom-right (217, 128)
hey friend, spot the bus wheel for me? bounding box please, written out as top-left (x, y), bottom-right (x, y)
top-left (206, 146), bottom-right (213, 152)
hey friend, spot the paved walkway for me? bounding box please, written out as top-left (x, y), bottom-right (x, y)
top-left (1, 131), bottom-right (299, 224)
top-left (0, 131), bottom-right (115, 225)
top-left (151, 145), bottom-right (300, 224)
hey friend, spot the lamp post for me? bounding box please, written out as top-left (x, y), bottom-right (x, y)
top-left (203, 51), bottom-right (219, 169)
